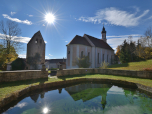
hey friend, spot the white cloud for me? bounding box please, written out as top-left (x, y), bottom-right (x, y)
top-left (11, 12), bottom-right (16, 16)
top-left (0, 33), bottom-right (47, 44)
top-left (45, 56), bottom-right (50, 59)
top-left (28, 15), bottom-right (33, 17)
top-left (2, 14), bottom-right (32, 25)
top-left (19, 54), bottom-right (26, 58)
top-left (43, 24), bottom-right (45, 26)
top-left (107, 34), bottom-right (141, 52)
top-left (15, 102), bottom-right (27, 108)
top-left (78, 7), bottom-right (149, 27)
top-left (65, 41), bottom-right (68, 42)
top-left (148, 16), bottom-right (152, 19)
top-left (49, 54), bottom-right (53, 56)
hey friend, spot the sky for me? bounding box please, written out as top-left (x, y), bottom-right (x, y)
top-left (0, 0), bottom-right (152, 59)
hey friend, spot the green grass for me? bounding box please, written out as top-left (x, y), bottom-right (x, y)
top-left (0, 74), bottom-right (152, 101)
top-left (108, 59), bottom-right (152, 71)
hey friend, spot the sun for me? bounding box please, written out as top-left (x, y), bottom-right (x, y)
top-left (45, 13), bottom-right (55, 24)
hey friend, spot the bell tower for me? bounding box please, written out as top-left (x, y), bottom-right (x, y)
top-left (101, 26), bottom-right (107, 42)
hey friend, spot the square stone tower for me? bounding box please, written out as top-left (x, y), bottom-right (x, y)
top-left (26, 31), bottom-right (45, 69)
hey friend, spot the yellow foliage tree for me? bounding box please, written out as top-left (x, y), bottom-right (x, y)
top-left (0, 44), bottom-right (18, 70)
top-left (115, 45), bottom-right (121, 58)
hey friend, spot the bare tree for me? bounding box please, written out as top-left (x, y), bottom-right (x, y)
top-left (143, 27), bottom-right (152, 48)
top-left (0, 20), bottom-right (21, 62)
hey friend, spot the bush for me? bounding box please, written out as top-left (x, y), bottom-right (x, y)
top-left (11, 58), bottom-right (25, 70)
top-left (100, 61), bottom-right (109, 69)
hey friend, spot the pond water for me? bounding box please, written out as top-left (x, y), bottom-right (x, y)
top-left (1, 82), bottom-right (152, 114)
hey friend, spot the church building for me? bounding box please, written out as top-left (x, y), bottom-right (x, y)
top-left (66, 26), bottom-right (114, 69)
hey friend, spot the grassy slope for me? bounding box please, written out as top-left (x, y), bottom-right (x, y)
top-left (108, 59), bottom-right (152, 71)
top-left (0, 74), bottom-right (152, 100)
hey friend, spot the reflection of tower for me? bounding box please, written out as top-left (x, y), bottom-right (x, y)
top-left (101, 94), bottom-right (107, 110)
top-left (58, 88), bottom-right (62, 94)
top-left (30, 94), bottom-right (39, 103)
top-left (40, 92), bottom-right (45, 98)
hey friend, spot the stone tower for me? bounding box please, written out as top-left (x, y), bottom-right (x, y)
top-left (26, 31), bottom-right (45, 69)
top-left (101, 26), bottom-right (107, 42)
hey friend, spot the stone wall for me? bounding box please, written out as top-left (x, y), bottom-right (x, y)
top-left (0, 70), bottom-right (48, 82)
top-left (56, 68), bottom-right (152, 79)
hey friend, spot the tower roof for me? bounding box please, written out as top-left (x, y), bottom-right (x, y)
top-left (102, 26), bottom-right (106, 33)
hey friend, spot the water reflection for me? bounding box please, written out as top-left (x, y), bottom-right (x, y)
top-left (65, 83), bottom-right (112, 110)
top-left (1, 83), bottom-right (152, 114)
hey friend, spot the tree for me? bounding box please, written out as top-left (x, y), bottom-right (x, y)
top-left (0, 20), bottom-right (21, 62)
top-left (0, 43), bottom-right (18, 70)
top-left (74, 55), bottom-right (91, 68)
top-left (27, 53), bottom-right (41, 69)
top-left (115, 45), bottom-right (121, 58)
top-left (11, 58), bottom-right (25, 70)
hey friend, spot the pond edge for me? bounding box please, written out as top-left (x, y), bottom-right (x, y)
top-left (0, 78), bottom-right (152, 109)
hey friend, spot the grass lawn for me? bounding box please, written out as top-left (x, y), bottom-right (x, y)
top-left (108, 59), bottom-right (152, 71)
top-left (0, 74), bottom-right (152, 101)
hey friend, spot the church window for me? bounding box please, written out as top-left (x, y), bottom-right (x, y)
top-left (103, 54), bottom-right (104, 62)
top-left (107, 55), bottom-right (108, 62)
top-left (81, 51), bottom-right (83, 58)
top-left (88, 52), bottom-right (90, 60)
top-left (98, 53), bottom-right (100, 64)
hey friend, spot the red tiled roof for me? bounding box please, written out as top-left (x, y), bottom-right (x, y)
top-left (67, 35), bottom-right (91, 47)
top-left (85, 34), bottom-right (114, 51)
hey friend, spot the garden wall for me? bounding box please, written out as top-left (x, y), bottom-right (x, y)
top-left (0, 70), bottom-right (48, 82)
top-left (57, 68), bottom-right (152, 79)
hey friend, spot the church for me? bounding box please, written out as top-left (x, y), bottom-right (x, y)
top-left (66, 26), bottom-right (114, 69)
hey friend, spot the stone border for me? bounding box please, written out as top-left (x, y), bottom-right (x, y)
top-left (57, 68), bottom-right (152, 79)
top-left (0, 70), bottom-right (48, 82)
top-left (0, 78), bottom-right (152, 111)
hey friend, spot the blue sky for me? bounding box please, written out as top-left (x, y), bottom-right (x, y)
top-left (0, 0), bottom-right (152, 59)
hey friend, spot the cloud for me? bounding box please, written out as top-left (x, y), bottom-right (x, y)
top-left (28, 15), bottom-right (33, 17)
top-left (65, 41), bottom-right (68, 42)
top-left (19, 54), bottom-right (26, 58)
top-left (78, 7), bottom-right (149, 27)
top-left (11, 12), bottom-right (16, 16)
top-left (49, 54), bottom-right (53, 56)
top-left (148, 16), bottom-right (152, 19)
top-left (15, 102), bottom-right (27, 108)
top-left (43, 24), bottom-right (45, 26)
top-left (45, 56), bottom-right (50, 59)
top-left (2, 14), bottom-right (32, 25)
top-left (107, 34), bottom-right (141, 52)
top-left (0, 33), bottom-right (47, 44)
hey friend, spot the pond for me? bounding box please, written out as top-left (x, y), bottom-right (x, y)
top-left (1, 82), bottom-right (152, 114)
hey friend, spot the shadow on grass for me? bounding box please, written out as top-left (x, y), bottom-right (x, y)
top-left (0, 78), bottom-right (48, 88)
top-left (108, 63), bottom-right (129, 68)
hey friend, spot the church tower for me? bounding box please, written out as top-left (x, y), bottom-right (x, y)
top-left (101, 26), bottom-right (107, 42)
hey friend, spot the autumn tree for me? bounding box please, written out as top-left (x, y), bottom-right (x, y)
top-left (115, 45), bottom-right (121, 58)
top-left (0, 20), bottom-right (21, 62)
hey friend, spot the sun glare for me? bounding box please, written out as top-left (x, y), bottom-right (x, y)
top-left (43, 107), bottom-right (49, 113)
top-left (45, 13), bottom-right (55, 24)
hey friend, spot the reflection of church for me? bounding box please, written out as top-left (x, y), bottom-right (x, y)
top-left (64, 83), bottom-right (112, 109)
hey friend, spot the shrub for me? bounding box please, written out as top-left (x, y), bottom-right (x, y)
top-left (100, 61), bottom-right (109, 69)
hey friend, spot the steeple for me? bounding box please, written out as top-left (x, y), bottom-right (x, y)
top-left (101, 26), bottom-right (107, 42)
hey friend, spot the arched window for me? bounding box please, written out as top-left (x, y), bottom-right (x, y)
top-left (88, 52), bottom-right (90, 60)
top-left (98, 53), bottom-right (100, 64)
top-left (103, 54), bottom-right (104, 62)
top-left (81, 51), bottom-right (83, 58)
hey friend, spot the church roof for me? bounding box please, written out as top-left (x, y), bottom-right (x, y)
top-left (85, 34), bottom-right (114, 50)
top-left (67, 35), bottom-right (91, 46)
